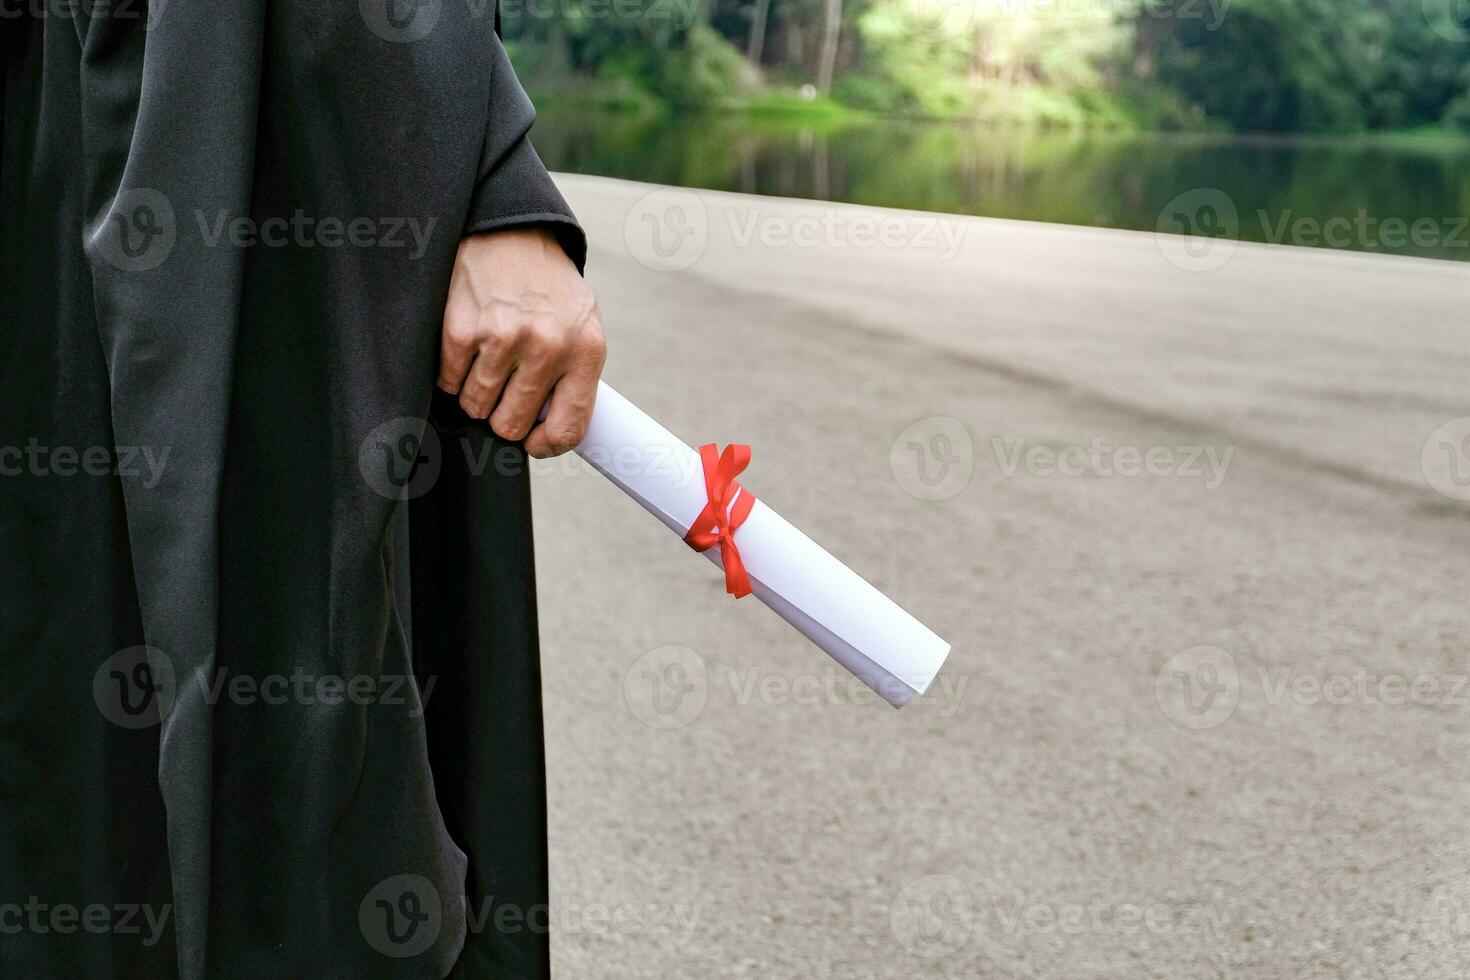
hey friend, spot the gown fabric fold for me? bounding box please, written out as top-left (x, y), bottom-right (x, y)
top-left (1, 2), bottom-right (583, 976)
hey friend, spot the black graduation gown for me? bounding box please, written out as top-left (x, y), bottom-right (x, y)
top-left (1, 2), bottom-right (584, 977)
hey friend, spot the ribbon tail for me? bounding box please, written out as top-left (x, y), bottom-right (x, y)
top-left (686, 442), bottom-right (756, 599)
top-left (719, 539), bottom-right (753, 598)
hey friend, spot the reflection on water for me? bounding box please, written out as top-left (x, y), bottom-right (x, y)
top-left (532, 108), bottom-right (1470, 262)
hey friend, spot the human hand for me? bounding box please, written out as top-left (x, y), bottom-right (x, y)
top-left (437, 227), bottom-right (606, 457)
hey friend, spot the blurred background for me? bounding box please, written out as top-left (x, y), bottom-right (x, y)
top-left (519, 3), bottom-right (1470, 978)
top-left (504, 0), bottom-right (1470, 259)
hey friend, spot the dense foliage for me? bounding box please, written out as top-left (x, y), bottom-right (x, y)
top-left (501, 0), bottom-right (1470, 131)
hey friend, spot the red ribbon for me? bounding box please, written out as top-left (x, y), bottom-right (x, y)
top-left (683, 443), bottom-right (757, 598)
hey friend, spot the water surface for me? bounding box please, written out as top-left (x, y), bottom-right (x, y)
top-left (533, 108), bottom-right (1470, 262)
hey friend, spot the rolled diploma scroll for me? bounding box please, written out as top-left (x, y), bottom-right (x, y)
top-left (572, 382), bottom-right (951, 708)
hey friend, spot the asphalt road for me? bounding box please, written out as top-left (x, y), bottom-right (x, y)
top-left (530, 174), bottom-right (1470, 979)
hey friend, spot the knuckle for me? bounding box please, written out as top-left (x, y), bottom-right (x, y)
top-left (502, 318), bottom-right (533, 343)
top-left (526, 322), bottom-right (564, 357)
top-left (577, 309), bottom-right (604, 340)
top-left (443, 312), bottom-right (480, 350)
top-left (474, 335), bottom-right (499, 358)
top-left (581, 329), bottom-right (607, 362)
top-left (458, 392), bottom-right (488, 419)
top-left (491, 416), bottom-right (525, 441)
top-left (444, 327), bottom-right (476, 352)
top-left (480, 319), bottom-right (519, 352)
top-left (574, 307), bottom-right (605, 352)
top-left (546, 421), bottom-right (583, 452)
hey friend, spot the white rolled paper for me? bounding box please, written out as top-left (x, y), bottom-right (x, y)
top-left (573, 382), bottom-right (951, 708)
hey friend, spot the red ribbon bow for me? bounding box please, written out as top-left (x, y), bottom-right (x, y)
top-left (683, 443), bottom-right (757, 598)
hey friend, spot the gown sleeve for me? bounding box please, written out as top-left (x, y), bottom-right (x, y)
top-left (464, 33), bottom-right (588, 273)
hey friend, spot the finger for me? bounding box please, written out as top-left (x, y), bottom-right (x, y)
top-left (456, 334), bottom-right (515, 419)
top-left (489, 361), bottom-right (557, 443)
top-left (523, 363), bottom-right (599, 459)
top-left (437, 297), bottom-right (479, 395)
